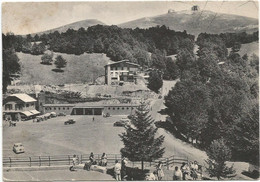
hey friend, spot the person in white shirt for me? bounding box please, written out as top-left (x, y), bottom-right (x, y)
top-left (173, 166), bottom-right (183, 180)
top-left (114, 160), bottom-right (122, 181)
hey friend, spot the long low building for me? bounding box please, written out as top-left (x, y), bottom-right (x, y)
top-left (43, 102), bottom-right (139, 116)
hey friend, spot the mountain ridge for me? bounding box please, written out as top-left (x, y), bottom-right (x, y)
top-left (118, 10), bottom-right (258, 35)
top-left (31, 19), bottom-right (106, 36)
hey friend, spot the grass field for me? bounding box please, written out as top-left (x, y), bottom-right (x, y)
top-left (17, 52), bottom-right (110, 85)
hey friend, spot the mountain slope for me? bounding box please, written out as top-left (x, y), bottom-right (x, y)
top-left (32, 19), bottom-right (105, 36)
top-left (119, 10), bottom-right (258, 35)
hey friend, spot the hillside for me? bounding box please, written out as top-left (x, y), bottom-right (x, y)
top-left (227, 41), bottom-right (259, 57)
top-left (119, 10), bottom-right (258, 35)
top-left (31, 19), bottom-right (105, 36)
top-left (17, 52), bottom-right (110, 84)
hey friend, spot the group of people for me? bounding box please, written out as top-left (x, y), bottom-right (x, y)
top-left (146, 160), bottom-right (202, 181)
top-left (114, 157), bottom-right (128, 181)
top-left (173, 161), bottom-right (202, 180)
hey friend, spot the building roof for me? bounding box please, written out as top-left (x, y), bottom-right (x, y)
top-left (10, 94), bottom-right (37, 103)
top-left (105, 60), bottom-right (140, 67)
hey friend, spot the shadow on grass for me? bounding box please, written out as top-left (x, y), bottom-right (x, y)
top-left (107, 167), bottom-right (149, 180)
top-left (52, 69), bottom-right (64, 73)
top-left (40, 62), bottom-right (52, 65)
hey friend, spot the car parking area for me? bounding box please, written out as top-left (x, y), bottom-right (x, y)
top-left (3, 115), bottom-right (126, 157)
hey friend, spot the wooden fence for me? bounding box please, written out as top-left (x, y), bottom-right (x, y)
top-left (3, 154), bottom-right (188, 169)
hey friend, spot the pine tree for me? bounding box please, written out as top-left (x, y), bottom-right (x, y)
top-left (119, 102), bottom-right (165, 170)
top-left (205, 139), bottom-right (236, 180)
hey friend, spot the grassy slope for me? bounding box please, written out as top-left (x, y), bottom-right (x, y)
top-left (17, 52), bottom-right (110, 85)
top-left (227, 41), bottom-right (259, 57)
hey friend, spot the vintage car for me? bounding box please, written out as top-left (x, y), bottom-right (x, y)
top-left (13, 143), bottom-right (25, 154)
top-left (58, 112), bottom-right (66, 116)
top-left (113, 118), bottom-right (130, 127)
top-left (64, 119), bottom-right (76, 125)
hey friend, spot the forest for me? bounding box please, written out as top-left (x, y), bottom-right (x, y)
top-left (164, 31), bottom-right (259, 165)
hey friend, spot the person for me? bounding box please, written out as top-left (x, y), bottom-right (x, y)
top-left (156, 161), bottom-right (164, 180)
top-left (92, 117), bottom-right (95, 122)
top-left (180, 162), bottom-right (189, 180)
top-left (89, 152), bottom-right (96, 165)
top-left (121, 157), bottom-right (128, 180)
top-left (114, 160), bottom-right (121, 181)
top-left (173, 166), bottom-right (182, 180)
top-left (100, 153), bottom-right (107, 166)
top-left (191, 161), bottom-right (199, 180)
top-left (70, 154), bottom-right (78, 171)
top-left (145, 171), bottom-right (157, 181)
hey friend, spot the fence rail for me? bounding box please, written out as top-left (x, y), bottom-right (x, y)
top-left (3, 154), bottom-right (188, 169)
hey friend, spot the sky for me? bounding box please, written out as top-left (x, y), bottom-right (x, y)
top-left (1, 1), bottom-right (259, 35)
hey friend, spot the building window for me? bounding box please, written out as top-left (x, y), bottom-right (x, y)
top-left (117, 107), bottom-right (120, 110)
top-left (108, 107), bottom-right (110, 110)
top-left (26, 104), bottom-right (29, 107)
top-left (58, 107), bottom-right (60, 110)
top-left (113, 108), bottom-right (115, 110)
top-left (63, 108), bottom-right (65, 110)
top-left (5, 104), bottom-right (12, 110)
top-left (67, 107), bottom-right (70, 110)
top-left (46, 108), bottom-right (48, 110)
top-left (126, 107), bottom-right (129, 110)
top-left (122, 107), bottom-right (125, 110)
top-left (54, 107), bottom-right (56, 110)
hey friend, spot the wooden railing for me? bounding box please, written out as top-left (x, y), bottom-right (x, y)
top-left (3, 154), bottom-right (188, 169)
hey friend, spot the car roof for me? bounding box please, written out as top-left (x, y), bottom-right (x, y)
top-left (14, 143), bottom-right (22, 145)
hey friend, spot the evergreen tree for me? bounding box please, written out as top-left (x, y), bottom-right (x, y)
top-left (119, 103), bottom-right (165, 170)
top-left (205, 139), bottom-right (236, 180)
top-left (54, 55), bottom-right (67, 71)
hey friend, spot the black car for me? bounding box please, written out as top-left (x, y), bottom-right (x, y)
top-left (64, 119), bottom-right (76, 125)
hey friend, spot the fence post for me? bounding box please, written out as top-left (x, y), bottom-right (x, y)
top-left (39, 156), bottom-right (41, 166)
top-left (80, 155), bottom-right (82, 164)
top-left (166, 158), bottom-right (169, 170)
top-left (49, 156), bottom-right (50, 166)
top-left (29, 157), bottom-right (31, 167)
top-left (68, 155), bottom-right (70, 165)
top-left (9, 157), bottom-right (11, 167)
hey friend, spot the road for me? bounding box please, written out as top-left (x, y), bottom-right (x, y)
top-left (150, 99), bottom-right (207, 165)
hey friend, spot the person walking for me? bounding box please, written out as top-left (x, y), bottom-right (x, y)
top-left (70, 154), bottom-right (78, 171)
top-left (173, 166), bottom-right (183, 180)
top-left (156, 161), bottom-right (164, 180)
top-left (92, 117), bottom-right (95, 122)
top-left (114, 160), bottom-right (122, 181)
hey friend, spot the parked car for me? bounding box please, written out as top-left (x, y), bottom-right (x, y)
top-left (113, 118), bottom-right (130, 127)
top-left (50, 112), bottom-right (57, 117)
top-left (58, 112), bottom-right (66, 116)
top-left (13, 143), bottom-right (25, 154)
top-left (64, 119), bottom-right (76, 125)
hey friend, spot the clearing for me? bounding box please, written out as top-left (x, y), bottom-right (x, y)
top-left (17, 52), bottom-right (110, 85)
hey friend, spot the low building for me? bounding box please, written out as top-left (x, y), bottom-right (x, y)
top-left (42, 102), bottom-right (139, 116)
top-left (43, 104), bottom-right (75, 115)
top-left (3, 94), bottom-right (40, 121)
top-left (105, 60), bottom-right (140, 85)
